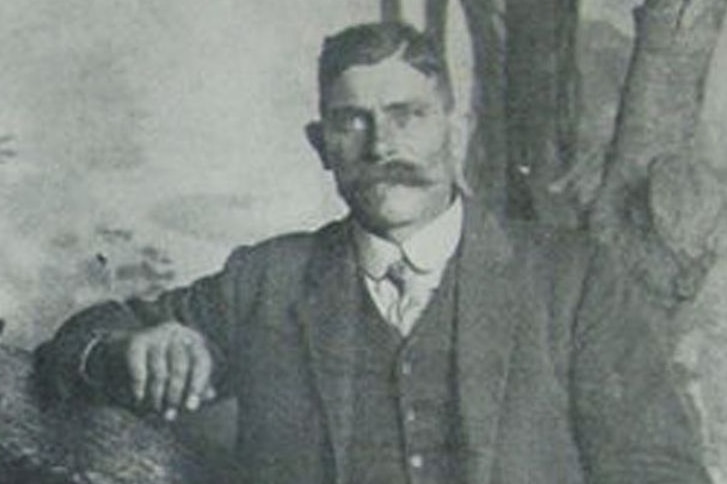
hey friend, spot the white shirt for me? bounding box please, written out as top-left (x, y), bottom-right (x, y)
top-left (353, 198), bottom-right (464, 336)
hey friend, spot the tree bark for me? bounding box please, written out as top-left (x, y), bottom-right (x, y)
top-left (591, 0), bottom-right (727, 303)
top-left (0, 345), bottom-right (232, 484)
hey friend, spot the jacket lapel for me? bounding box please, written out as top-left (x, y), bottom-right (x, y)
top-left (292, 221), bottom-right (360, 484)
top-left (455, 207), bottom-right (526, 483)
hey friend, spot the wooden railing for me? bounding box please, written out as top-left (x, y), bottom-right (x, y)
top-left (0, 344), bottom-right (235, 484)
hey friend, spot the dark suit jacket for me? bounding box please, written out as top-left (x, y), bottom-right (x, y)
top-left (37, 207), bottom-right (711, 484)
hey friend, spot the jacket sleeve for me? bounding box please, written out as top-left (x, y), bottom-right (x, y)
top-left (35, 245), bottom-right (258, 403)
top-left (570, 246), bottom-right (713, 484)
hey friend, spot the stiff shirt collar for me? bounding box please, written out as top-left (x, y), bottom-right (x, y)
top-left (353, 197), bottom-right (463, 280)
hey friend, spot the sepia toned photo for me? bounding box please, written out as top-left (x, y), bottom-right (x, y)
top-left (1, 1), bottom-right (727, 483)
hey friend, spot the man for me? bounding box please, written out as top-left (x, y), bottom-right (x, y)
top-left (37, 22), bottom-right (711, 484)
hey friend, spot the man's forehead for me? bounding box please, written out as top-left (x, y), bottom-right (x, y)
top-left (324, 57), bottom-right (441, 110)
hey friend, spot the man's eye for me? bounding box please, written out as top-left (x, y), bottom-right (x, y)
top-left (328, 111), bottom-right (370, 133)
top-left (389, 106), bottom-right (428, 126)
top-left (345, 115), bottom-right (368, 132)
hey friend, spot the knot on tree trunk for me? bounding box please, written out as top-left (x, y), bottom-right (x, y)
top-left (600, 151), bottom-right (723, 306)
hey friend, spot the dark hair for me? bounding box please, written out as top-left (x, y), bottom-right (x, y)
top-left (317, 22), bottom-right (453, 113)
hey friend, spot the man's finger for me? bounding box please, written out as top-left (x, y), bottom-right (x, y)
top-left (126, 339), bottom-right (148, 403)
top-left (148, 344), bottom-right (168, 412)
top-left (185, 341), bottom-right (213, 411)
top-left (165, 340), bottom-right (191, 412)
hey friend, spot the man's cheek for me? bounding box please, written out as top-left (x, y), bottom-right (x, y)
top-left (398, 132), bottom-right (444, 159)
top-left (329, 143), bottom-right (364, 167)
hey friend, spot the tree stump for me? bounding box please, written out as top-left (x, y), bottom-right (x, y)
top-left (0, 345), bottom-right (234, 484)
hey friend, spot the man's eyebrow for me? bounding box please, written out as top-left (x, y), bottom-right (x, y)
top-left (324, 99), bottom-right (432, 116)
top-left (326, 104), bottom-right (365, 111)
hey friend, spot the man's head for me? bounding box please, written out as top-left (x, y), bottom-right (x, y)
top-left (306, 22), bottom-right (470, 241)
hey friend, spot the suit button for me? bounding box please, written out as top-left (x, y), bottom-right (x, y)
top-left (401, 361), bottom-right (412, 376)
top-left (405, 408), bottom-right (416, 422)
top-left (409, 454), bottom-right (424, 469)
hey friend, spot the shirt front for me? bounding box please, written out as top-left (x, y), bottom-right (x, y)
top-left (353, 198), bottom-right (463, 336)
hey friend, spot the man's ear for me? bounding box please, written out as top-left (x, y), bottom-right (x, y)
top-left (305, 121), bottom-right (331, 170)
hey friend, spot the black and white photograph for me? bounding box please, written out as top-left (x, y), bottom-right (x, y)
top-left (1, 1), bottom-right (727, 483)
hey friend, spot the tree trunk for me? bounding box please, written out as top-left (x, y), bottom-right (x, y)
top-left (459, 0), bottom-right (509, 215)
top-left (505, 0), bottom-right (581, 226)
top-left (590, 4), bottom-right (727, 479)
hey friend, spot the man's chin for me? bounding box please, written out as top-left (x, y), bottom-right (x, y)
top-left (348, 184), bottom-right (448, 231)
top-left (364, 180), bottom-right (432, 197)
top-left (356, 183), bottom-right (423, 209)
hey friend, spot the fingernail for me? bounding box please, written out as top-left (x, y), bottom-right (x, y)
top-left (186, 395), bottom-right (200, 411)
top-left (164, 408), bottom-right (178, 421)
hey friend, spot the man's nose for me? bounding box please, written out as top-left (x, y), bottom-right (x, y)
top-left (367, 113), bottom-right (396, 161)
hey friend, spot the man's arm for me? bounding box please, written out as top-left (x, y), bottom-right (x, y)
top-left (570, 247), bottom-right (712, 483)
top-left (35, 245), bottom-right (255, 419)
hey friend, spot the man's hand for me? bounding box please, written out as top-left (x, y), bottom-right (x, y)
top-left (121, 322), bottom-right (216, 421)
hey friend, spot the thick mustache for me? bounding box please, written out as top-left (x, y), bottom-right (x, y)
top-left (353, 160), bottom-right (434, 187)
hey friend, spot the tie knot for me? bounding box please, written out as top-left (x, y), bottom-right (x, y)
top-left (385, 259), bottom-right (412, 294)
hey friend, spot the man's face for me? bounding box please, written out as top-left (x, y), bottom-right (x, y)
top-left (315, 58), bottom-right (462, 238)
